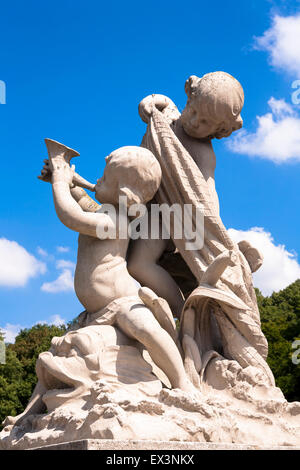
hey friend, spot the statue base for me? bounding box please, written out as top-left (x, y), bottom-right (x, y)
top-left (28, 439), bottom-right (300, 451)
top-left (1, 326), bottom-right (300, 450)
top-left (1, 379), bottom-right (300, 450)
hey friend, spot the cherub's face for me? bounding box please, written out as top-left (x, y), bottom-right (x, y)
top-left (181, 101), bottom-right (220, 139)
top-left (94, 160), bottom-right (119, 204)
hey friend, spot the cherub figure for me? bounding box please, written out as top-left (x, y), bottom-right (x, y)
top-left (127, 72), bottom-right (245, 317)
top-left (41, 145), bottom-right (193, 392)
top-left (3, 144), bottom-right (197, 429)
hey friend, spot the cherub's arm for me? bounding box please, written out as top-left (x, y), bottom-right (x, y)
top-left (39, 159), bottom-right (100, 213)
top-left (70, 186), bottom-right (100, 213)
top-left (51, 164), bottom-right (113, 237)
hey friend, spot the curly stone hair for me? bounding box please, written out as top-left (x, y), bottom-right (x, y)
top-left (184, 71), bottom-right (244, 139)
top-left (105, 146), bottom-right (162, 206)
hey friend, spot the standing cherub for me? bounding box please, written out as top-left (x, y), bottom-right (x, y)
top-left (127, 72), bottom-right (245, 317)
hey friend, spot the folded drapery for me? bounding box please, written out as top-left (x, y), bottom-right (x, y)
top-left (141, 105), bottom-right (274, 384)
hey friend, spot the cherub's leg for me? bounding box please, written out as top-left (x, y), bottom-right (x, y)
top-left (127, 236), bottom-right (184, 318)
top-left (116, 305), bottom-right (195, 393)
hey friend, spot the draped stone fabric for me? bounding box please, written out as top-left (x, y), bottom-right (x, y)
top-left (141, 106), bottom-right (274, 384)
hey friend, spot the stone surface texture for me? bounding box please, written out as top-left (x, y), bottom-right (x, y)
top-left (1, 72), bottom-right (300, 450)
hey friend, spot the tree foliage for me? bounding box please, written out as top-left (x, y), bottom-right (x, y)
top-left (257, 280), bottom-right (300, 401)
top-left (0, 323), bottom-right (66, 424)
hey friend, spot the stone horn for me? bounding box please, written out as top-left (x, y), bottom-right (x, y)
top-left (43, 138), bottom-right (95, 191)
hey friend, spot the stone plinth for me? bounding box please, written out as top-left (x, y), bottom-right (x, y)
top-left (31, 439), bottom-right (300, 451)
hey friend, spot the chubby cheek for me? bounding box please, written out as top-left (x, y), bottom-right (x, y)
top-left (186, 121), bottom-right (210, 138)
top-left (193, 117), bottom-right (219, 137)
top-left (95, 185), bottom-right (117, 204)
top-left (183, 109), bottom-right (207, 134)
top-left (95, 186), bottom-right (106, 202)
top-left (182, 106), bottom-right (196, 124)
top-left (190, 111), bottom-right (201, 128)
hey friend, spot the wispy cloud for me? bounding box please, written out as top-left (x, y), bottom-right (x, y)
top-left (35, 314), bottom-right (66, 327)
top-left (1, 323), bottom-right (24, 343)
top-left (229, 227), bottom-right (300, 296)
top-left (56, 246), bottom-right (70, 253)
top-left (228, 97), bottom-right (300, 162)
top-left (41, 259), bottom-right (75, 294)
top-left (0, 238), bottom-right (46, 287)
top-left (254, 13), bottom-right (300, 76)
top-left (229, 12), bottom-right (300, 163)
top-left (37, 246), bottom-right (48, 257)
top-left (49, 314), bottom-right (66, 326)
top-left (41, 269), bottom-right (74, 293)
top-left (56, 259), bottom-right (75, 270)
top-left (1, 315), bottom-right (66, 343)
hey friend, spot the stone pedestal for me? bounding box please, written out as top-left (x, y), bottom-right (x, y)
top-left (31, 439), bottom-right (300, 451)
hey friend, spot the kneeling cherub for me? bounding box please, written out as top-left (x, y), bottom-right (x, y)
top-left (3, 144), bottom-right (195, 428)
top-left (47, 145), bottom-right (194, 390)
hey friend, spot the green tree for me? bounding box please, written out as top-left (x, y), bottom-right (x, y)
top-left (257, 280), bottom-right (300, 401)
top-left (0, 329), bottom-right (5, 364)
top-left (0, 349), bottom-right (24, 423)
top-left (0, 323), bottom-right (66, 425)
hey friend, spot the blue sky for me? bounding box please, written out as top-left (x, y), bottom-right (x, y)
top-left (1, 0), bottom-right (300, 341)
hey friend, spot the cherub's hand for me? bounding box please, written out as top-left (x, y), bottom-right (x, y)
top-left (52, 161), bottom-right (75, 187)
top-left (38, 159), bottom-right (52, 183)
top-left (139, 94), bottom-right (180, 124)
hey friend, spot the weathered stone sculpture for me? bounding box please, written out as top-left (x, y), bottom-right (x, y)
top-left (1, 72), bottom-right (299, 450)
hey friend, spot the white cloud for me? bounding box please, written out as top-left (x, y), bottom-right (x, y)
top-left (0, 238), bottom-right (46, 287)
top-left (37, 246), bottom-right (48, 257)
top-left (228, 227), bottom-right (300, 296)
top-left (228, 97), bottom-right (300, 162)
top-left (255, 14), bottom-right (300, 76)
top-left (56, 246), bottom-right (70, 253)
top-left (268, 96), bottom-right (294, 117)
top-left (35, 314), bottom-right (66, 327)
top-left (1, 323), bottom-right (23, 343)
top-left (41, 269), bottom-right (74, 293)
top-left (41, 256), bottom-right (75, 294)
top-left (231, 13), bottom-right (300, 163)
top-left (56, 259), bottom-right (75, 270)
top-left (49, 314), bottom-right (66, 326)
top-left (1, 315), bottom-right (66, 343)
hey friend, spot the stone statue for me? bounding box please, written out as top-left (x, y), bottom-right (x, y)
top-left (1, 73), bottom-right (300, 450)
top-left (127, 72), bottom-right (245, 317)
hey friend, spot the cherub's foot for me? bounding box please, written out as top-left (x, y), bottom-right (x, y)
top-left (179, 378), bottom-right (200, 396)
top-left (2, 413), bottom-right (25, 429)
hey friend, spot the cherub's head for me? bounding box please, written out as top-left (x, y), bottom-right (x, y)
top-left (181, 71), bottom-right (244, 140)
top-left (95, 146), bottom-right (162, 206)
